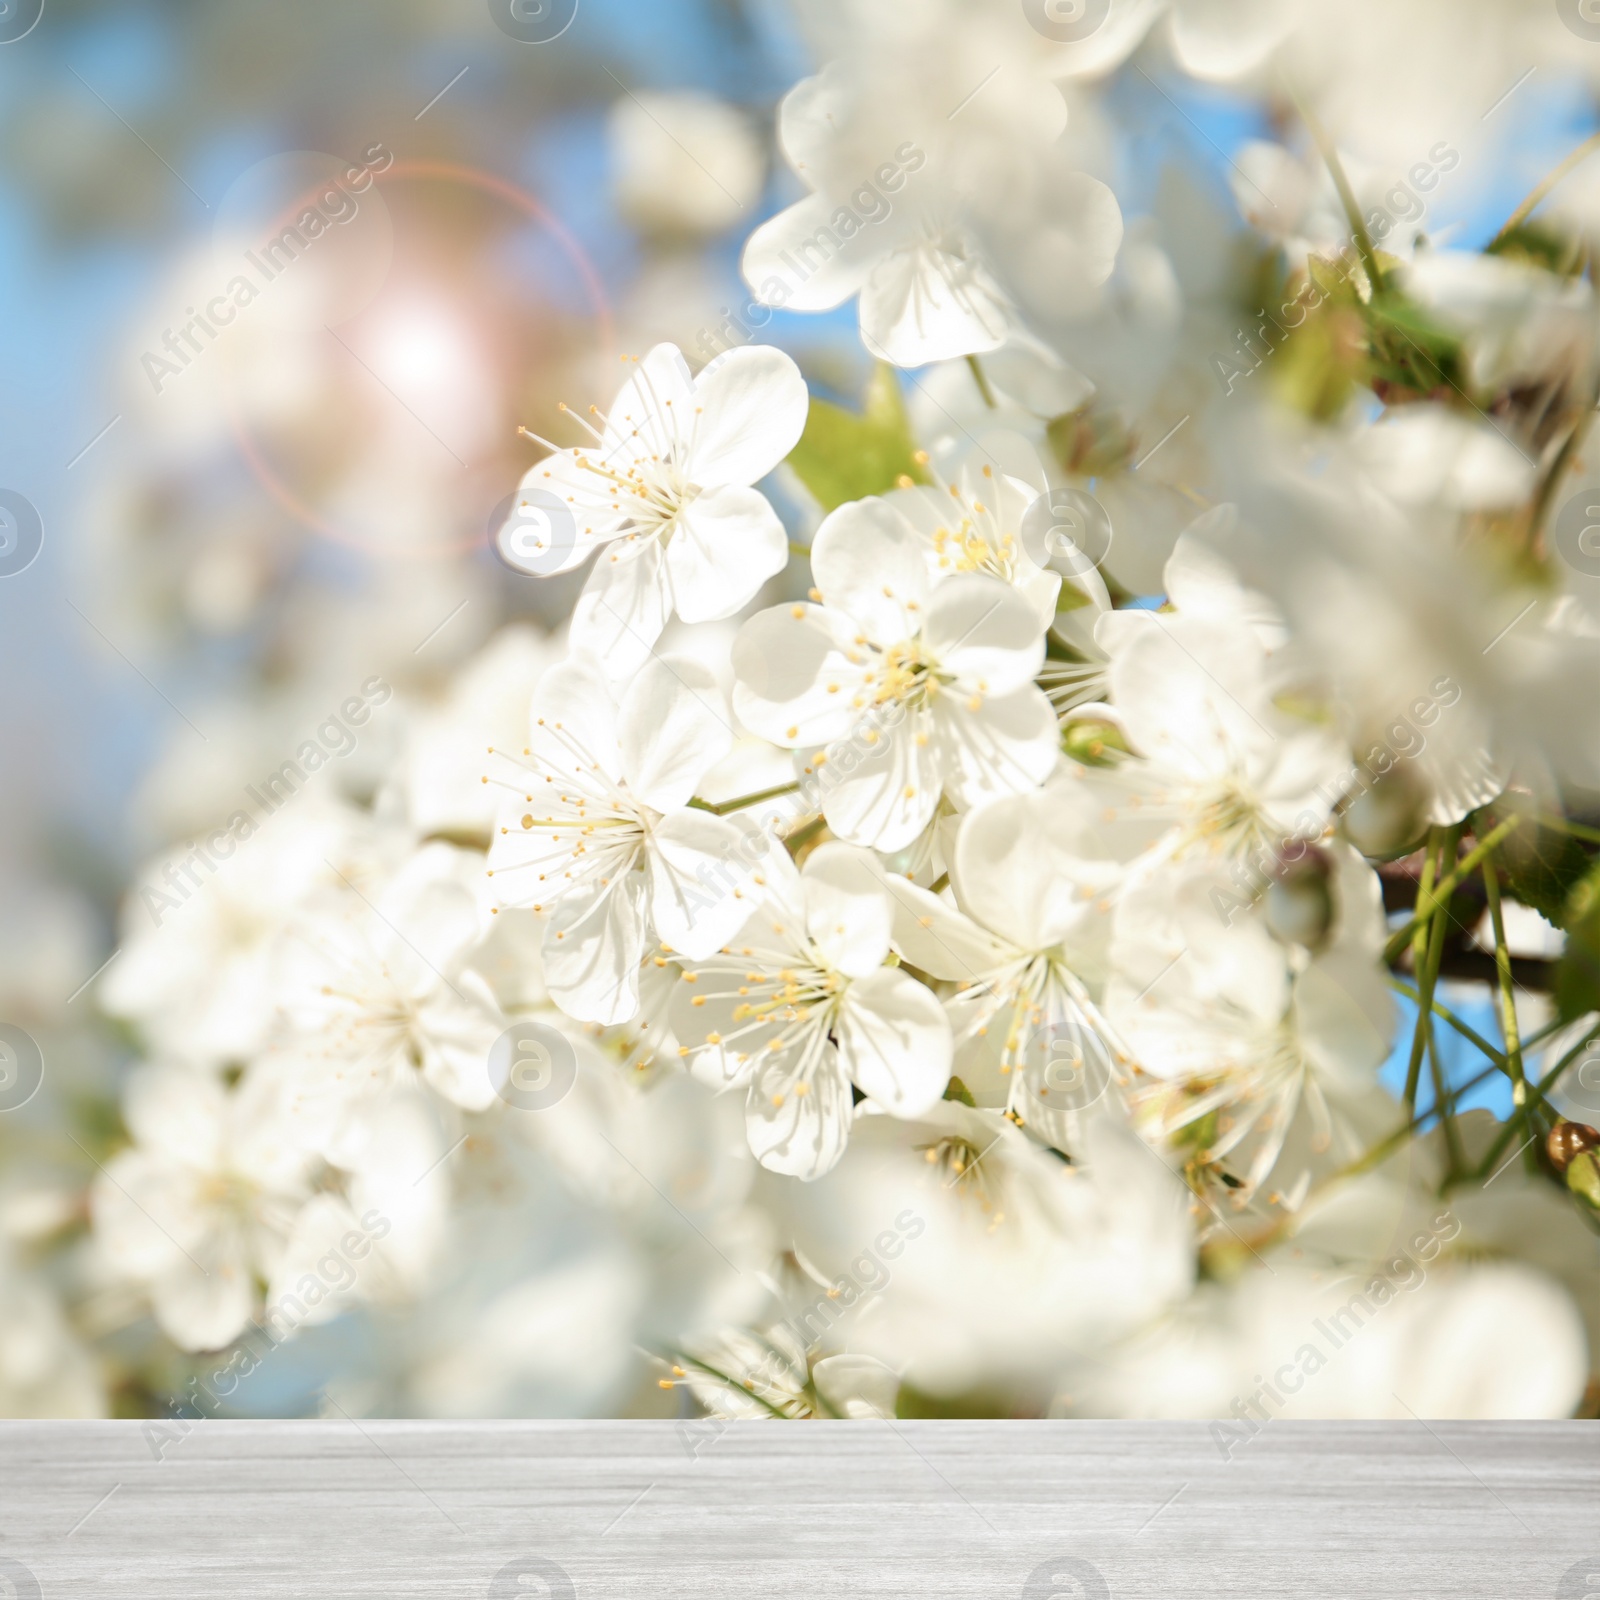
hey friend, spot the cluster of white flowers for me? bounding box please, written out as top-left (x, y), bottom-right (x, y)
top-left (51, 0), bottom-right (1600, 1422)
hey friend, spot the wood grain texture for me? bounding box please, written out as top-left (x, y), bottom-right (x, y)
top-left (0, 1421), bottom-right (1597, 1598)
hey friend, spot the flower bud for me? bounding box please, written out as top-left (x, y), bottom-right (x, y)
top-left (1565, 1149), bottom-right (1600, 1211)
top-left (1547, 1119), bottom-right (1600, 1175)
top-left (1341, 764), bottom-right (1428, 859)
top-left (1062, 718), bottom-right (1129, 769)
top-left (1266, 849), bottom-right (1334, 950)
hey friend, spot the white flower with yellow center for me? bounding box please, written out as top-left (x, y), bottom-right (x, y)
top-left (273, 842), bottom-right (505, 1128)
top-left (893, 453), bottom-right (1121, 721)
top-left (671, 843), bottom-right (952, 1181)
top-left (732, 496), bottom-right (1058, 852)
top-left (505, 341), bottom-right (808, 676)
top-left (101, 799), bottom-right (366, 1068)
top-left (874, 456), bottom-right (1063, 630)
top-left (1107, 845), bottom-right (1393, 1204)
top-left (91, 1063), bottom-right (314, 1352)
top-left (1082, 600), bottom-right (1350, 872)
top-left (867, 784), bottom-right (1136, 1153)
top-left (740, 45), bottom-right (1121, 367)
top-left (486, 654), bottom-right (765, 1026)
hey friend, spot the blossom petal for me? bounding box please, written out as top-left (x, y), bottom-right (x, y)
top-left (414, 975), bottom-right (503, 1112)
top-left (689, 344), bottom-right (810, 485)
top-left (1107, 612), bottom-right (1275, 778)
top-left (153, 1248), bottom-right (255, 1352)
top-left (745, 1045), bottom-right (855, 1180)
top-left (932, 685), bottom-right (1059, 809)
top-left (1045, 0), bottom-right (1163, 79)
top-left (812, 497), bottom-right (931, 645)
top-left (570, 540), bottom-right (674, 677)
top-left (771, 63), bottom-right (853, 183)
top-left (619, 655), bottom-right (733, 812)
top-left (812, 1353), bottom-right (900, 1420)
top-left (732, 603), bottom-right (864, 747)
top-left (923, 572), bottom-right (1046, 693)
top-left (954, 790), bottom-right (1105, 954)
top-left (1255, 727), bottom-right (1355, 839)
top-left (648, 809), bottom-right (764, 960)
top-left (1015, 175), bottom-right (1124, 301)
top-left (503, 451), bottom-right (620, 573)
top-left (1169, 0), bottom-right (1300, 81)
top-left (665, 484), bottom-right (788, 624)
top-left (742, 192), bottom-right (875, 313)
top-left (837, 966), bottom-right (952, 1116)
top-left (1293, 946), bottom-right (1394, 1092)
top-left (799, 842), bottom-right (893, 976)
top-left (859, 239), bottom-right (1012, 367)
top-left (873, 865), bottom-right (1012, 982)
top-left (528, 654), bottom-right (625, 780)
top-left (542, 876), bottom-right (648, 1026)
top-left (819, 706), bottom-right (942, 852)
top-left (378, 849), bottom-right (485, 978)
top-left (601, 343), bottom-right (695, 461)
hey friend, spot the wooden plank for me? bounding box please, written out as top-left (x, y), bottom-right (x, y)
top-left (0, 1421), bottom-right (1596, 1597)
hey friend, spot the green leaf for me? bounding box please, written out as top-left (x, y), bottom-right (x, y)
top-left (942, 1075), bottom-right (977, 1107)
top-left (1306, 252), bottom-right (1361, 305)
top-left (895, 1380), bottom-right (1013, 1419)
top-left (785, 362), bottom-right (929, 512)
top-left (1472, 799), bottom-right (1592, 924)
top-left (1557, 859), bottom-right (1600, 1022)
top-left (1055, 578), bottom-right (1094, 614)
top-left (1367, 293), bottom-right (1462, 359)
top-left (1487, 221), bottom-right (1581, 276)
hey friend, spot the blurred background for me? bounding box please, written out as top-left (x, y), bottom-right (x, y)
top-left (0, 0), bottom-right (823, 1418)
top-left (4, 0), bottom-right (1599, 1419)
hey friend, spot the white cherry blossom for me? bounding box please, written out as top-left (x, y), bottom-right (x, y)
top-left (886, 458), bottom-right (1062, 630)
top-left (273, 841), bottom-right (505, 1135)
top-left (671, 843), bottom-right (953, 1180)
top-left (1080, 583), bottom-right (1350, 870)
top-left (870, 782), bottom-right (1134, 1153)
top-left (1107, 844), bottom-right (1393, 1204)
top-left (101, 800), bottom-right (370, 1068)
top-left (741, 37), bottom-right (1121, 367)
top-left (504, 342), bottom-right (807, 676)
top-left (732, 498), bottom-right (1059, 852)
top-left (92, 1064), bottom-right (314, 1352)
top-left (486, 653), bottom-right (766, 1025)
top-left (59, 0), bottom-right (1600, 1427)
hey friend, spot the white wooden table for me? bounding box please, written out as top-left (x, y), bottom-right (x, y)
top-left (1, 1421), bottom-right (1597, 1597)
